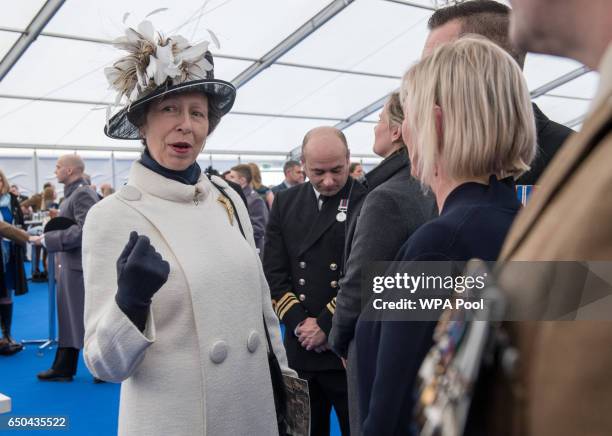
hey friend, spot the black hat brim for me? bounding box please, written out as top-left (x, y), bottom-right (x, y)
top-left (44, 217), bottom-right (76, 233)
top-left (104, 79), bottom-right (236, 140)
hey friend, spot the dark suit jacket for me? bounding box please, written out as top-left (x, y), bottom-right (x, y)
top-left (329, 148), bottom-right (437, 358)
top-left (356, 176), bottom-right (521, 436)
top-left (517, 104), bottom-right (574, 185)
top-left (270, 180), bottom-right (290, 194)
top-left (263, 178), bottom-right (367, 371)
top-left (243, 185), bottom-right (268, 255)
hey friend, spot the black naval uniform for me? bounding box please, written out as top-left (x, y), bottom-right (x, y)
top-left (264, 178), bottom-right (367, 436)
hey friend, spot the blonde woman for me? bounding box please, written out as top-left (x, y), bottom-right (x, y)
top-left (330, 93), bottom-right (436, 434)
top-left (354, 36), bottom-right (536, 435)
top-left (248, 162), bottom-right (274, 209)
top-left (40, 186), bottom-right (58, 211)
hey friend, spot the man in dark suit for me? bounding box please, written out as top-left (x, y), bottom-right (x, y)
top-left (264, 126), bottom-right (367, 435)
top-left (30, 154), bottom-right (99, 382)
top-left (423, 0), bottom-right (573, 185)
top-left (270, 160), bottom-right (304, 194)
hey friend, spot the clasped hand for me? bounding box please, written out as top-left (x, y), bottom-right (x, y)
top-left (296, 317), bottom-right (330, 353)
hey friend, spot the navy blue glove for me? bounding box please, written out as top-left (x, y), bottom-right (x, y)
top-left (115, 231), bottom-right (170, 331)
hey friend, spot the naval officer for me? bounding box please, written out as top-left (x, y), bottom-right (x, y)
top-left (264, 126), bottom-right (367, 435)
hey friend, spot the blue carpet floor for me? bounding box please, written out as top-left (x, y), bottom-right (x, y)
top-left (0, 262), bottom-right (341, 435)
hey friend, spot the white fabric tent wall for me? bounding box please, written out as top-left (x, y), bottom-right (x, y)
top-left (0, 0), bottom-right (600, 160)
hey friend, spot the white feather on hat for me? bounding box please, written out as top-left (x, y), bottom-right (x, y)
top-left (104, 15), bottom-right (215, 108)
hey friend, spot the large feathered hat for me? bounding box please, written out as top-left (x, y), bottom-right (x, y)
top-left (103, 15), bottom-right (235, 140)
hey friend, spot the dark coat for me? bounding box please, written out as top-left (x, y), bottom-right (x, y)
top-left (330, 148), bottom-right (437, 358)
top-left (263, 178), bottom-right (367, 371)
top-left (45, 178), bottom-right (98, 348)
top-left (270, 180), bottom-right (290, 194)
top-left (243, 185), bottom-right (268, 255)
top-left (355, 176), bottom-right (521, 436)
top-left (517, 104), bottom-right (574, 185)
top-left (0, 193), bottom-right (27, 298)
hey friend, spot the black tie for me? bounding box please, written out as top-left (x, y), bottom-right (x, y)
top-left (318, 195), bottom-right (330, 211)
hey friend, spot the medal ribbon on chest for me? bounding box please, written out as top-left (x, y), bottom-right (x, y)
top-left (336, 198), bottom-right (348, 222)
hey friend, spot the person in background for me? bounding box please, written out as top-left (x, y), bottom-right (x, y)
top-left (31, 185), bottom-right (60, 282)
top-left (0, 169), bottom-right (28, 356)
top-left (349, 162), bottom-right (364, 181)
top-left (21, 182), bottom-right (54, 280)
top-left (330, 92), bottom-right (437, 435)
top-left (271, 160), bottom-right (304, 194)
top-left (20, 182), bottom-right (53, 214)
top-left (99, 183), bottom-right (115, 198)
top-left (9, 185), bottom-right (28, 204)
top-left (355, 37), bottom-right (536, 435)
top-left (206, 169), bottom-right (247, 206)
top-left (248, 162), bottom-right (274, 209)
top-left (226, 164), bottom-right (269, 256)
top-left (423, 0), bottom-right (573, 185)
top-left (41, 185), bottom-right (59, 211)
top-left (31, 154), bottom-right (99, 382)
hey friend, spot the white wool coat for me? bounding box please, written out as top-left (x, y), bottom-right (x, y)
top-left (82, 162), bottom-right (294, 436)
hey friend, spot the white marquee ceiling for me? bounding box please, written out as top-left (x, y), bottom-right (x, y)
top-left (0, 0), bottom-right (598, 158)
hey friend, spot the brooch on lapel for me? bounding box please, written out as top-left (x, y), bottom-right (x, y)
top-left (217, 195), bottom-right (234, 225)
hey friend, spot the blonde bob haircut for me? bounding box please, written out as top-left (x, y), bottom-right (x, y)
top-left (400, 36), bottom-right (536, 187)
top-left (0, 169), bottom-right (9, 195)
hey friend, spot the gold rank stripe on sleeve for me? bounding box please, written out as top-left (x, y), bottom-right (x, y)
top-left (276, 292), bottom-right (300, 320)
top-left (326, 297), bottom-right (337, 315)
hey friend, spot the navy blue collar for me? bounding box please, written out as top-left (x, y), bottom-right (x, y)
top-left (139, 148), bottom-right (201, 185)
top-left (442, 175), bottom-right (518, 215)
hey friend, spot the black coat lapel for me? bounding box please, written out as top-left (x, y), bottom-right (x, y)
top-left (298, 196), bottom-right (339, 256)
top-left (297, 180), bottom-right (353, 256)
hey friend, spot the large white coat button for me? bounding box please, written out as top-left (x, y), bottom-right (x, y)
top-left (119, 185), bottom-right (141, 201)
top-left (209, 340), bottom-right (228, 364)
top-left (247, 330), bottom-right (260, 353)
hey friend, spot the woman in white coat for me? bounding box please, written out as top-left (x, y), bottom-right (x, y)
top-left (82, 20), bottom-right (294, 436)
